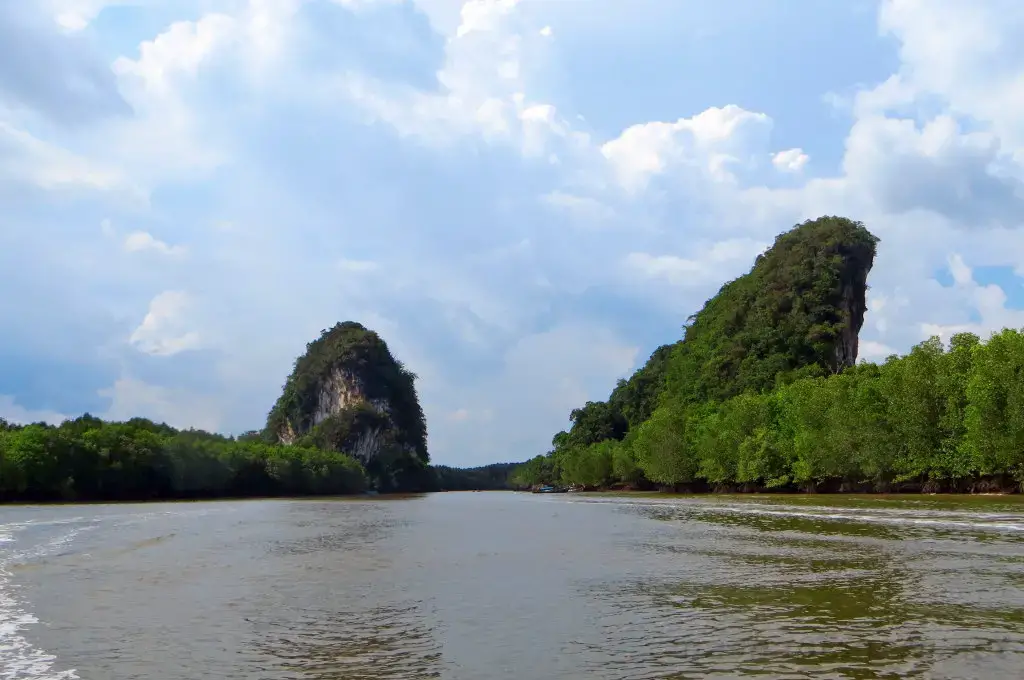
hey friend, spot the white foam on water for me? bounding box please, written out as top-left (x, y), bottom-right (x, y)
top-left (564, 496), bottom-right (1024, 534)
top-left (0, 525), bottom-right (84, 680)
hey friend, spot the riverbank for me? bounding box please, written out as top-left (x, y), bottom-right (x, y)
top-left (535, 477), bottom-right (1023, 495)
top-left (0, 491), bottom-right (439, 506)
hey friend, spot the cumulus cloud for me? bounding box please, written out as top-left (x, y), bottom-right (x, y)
top-left (842, 114), bottom-right (1023, 225)
top-left (920, 254), bottom-right (1024, 342)
top-left (600, 105), bottom-right (773, 192)
top-left (129, 291), bottom-right (202, 356)
top-left (772, 148), bottom-right (809, 172)
top-left (875, 0), bottom-right (1024, 157)
top-left (624, 239), bottom-right (769, 288)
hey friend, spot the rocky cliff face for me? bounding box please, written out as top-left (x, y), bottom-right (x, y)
top-left (265, 322), bottom-right (429, 488)
top-left (275, 366), bottom-right (391, 447)
top-left (832, 251), bottom-right (871, 370)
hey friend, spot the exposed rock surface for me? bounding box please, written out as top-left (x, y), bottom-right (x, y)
top-left (833, 253), bottom-right (871, 371)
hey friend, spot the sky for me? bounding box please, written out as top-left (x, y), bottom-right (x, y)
top-left (3, 0), bottom-right (1024, 467)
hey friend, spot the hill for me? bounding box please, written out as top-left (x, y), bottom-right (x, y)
top-left (265, 321), bottom-right (431, 492)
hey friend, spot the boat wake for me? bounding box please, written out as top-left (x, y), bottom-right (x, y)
top-left (567, 496), bottom-right (1024, 535)
top-left (1, 520), bottom-right (92, 680)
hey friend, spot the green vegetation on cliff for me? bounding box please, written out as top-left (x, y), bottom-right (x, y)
top-left (265, 321), bottom-right (432, 492)
top-left (512, 216), bottom-right (1024, 493)
top-left (666, 216), bottom-right (877, 404)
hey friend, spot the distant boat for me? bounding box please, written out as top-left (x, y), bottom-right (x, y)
top-left (532, 485), bottom-right (567, 494)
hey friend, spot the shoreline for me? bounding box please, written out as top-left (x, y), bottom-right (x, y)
top-left (0, 491), bottom-right (431, 507)
top-left (519, 485), bottom-right (1022, 497)
top-left (4, 488), bottom-right (1021, 507)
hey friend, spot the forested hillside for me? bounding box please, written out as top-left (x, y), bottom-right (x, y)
top-left (513, 216), bottom-right (1024, 493)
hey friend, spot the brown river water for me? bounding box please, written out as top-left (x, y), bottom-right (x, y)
top-left (3, 492), bottom-right (1024, 679)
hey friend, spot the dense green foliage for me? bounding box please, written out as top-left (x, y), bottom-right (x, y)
top-left (265, 321), bottom-right (431, 492)
top-left (513, 216), bottom-right (1024, 493)
top-left (433, 463), bottom-right (521, 491)
top-left (0, 413), bottom-right (523, 501)
top-left (0, 415), bottom-right (367, 502)
top-left (608, 344), bottom-right (675, 427)
top-left (514, 331), bottom-right (1024, 493)
top-left (516, 216), bottom-right (883, 491)
top-left (667, 216), bottom-right (877, 405)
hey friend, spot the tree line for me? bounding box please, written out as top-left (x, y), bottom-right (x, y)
top-left (0, 413), bottom-right (527, 502)
top-left (0, 415), bottom-right (369, 502)
top-left (511, 330), bottom-right (1024, 493)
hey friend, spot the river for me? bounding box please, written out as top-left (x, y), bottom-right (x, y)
top-left (3, 492), bottom-right (1024, 679)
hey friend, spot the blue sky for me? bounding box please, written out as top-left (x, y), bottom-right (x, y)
top-left (4, 0), bottom-right (1024, 466)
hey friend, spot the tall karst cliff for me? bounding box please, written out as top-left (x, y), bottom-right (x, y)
top-left (664, 214), bottom-right (878, 405)
top-left (555, 215), bottom-right (879, 450)
top-left (265, 321), bottom-right (430, 491)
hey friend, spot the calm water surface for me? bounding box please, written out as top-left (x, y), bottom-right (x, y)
top-left (3, 492), bottom-right (1024, 679)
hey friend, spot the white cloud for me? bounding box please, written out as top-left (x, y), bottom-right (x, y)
top-left (99, 376), bottom-right (223, 431)
top-left (338, 0), bottom-right (578, 158)
top-left (601, 105), bottom-right (773, 192)
top-left (920, 252), bottom-right (1024, 341)
top-left (113, 15), bottom-right (236, 97)
top-left (129, 291), bottom-right (202, 356)
top-left (45, 0), bottom-right (141, 31)
top-left (841, 114), bottom-right (1020, 224)
top-left (124, 231), bottom-right (186, 256)
top-left (875, 0), bottom-right (1024, 158)
top-left (0, 377), bottom-right (222, 432)
top-left (0, 395), bottom-right (70, 426)
top-left (859, 340), bottom-right (898, 361)
top-left (772, 147), bottom-right (809, 172)
top-left (0, 121), bottom-right (132, 194)
top-left (456, 0), bottom-right (519, 38)
top-left (624, 238), bottom-right (769, 287)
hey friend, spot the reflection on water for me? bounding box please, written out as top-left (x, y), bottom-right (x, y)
top-left (3, 493), bottom-right (1024, 679)
top-left (571, 494), bottom-right (1024, 679)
